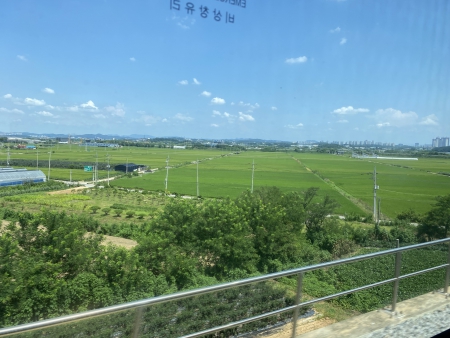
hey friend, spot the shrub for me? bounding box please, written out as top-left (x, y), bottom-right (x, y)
top-left (90, 206), bottom-right (100, 214)
top-left (114, 209), bottom-right (123, 217)
top-left (102, 208), bottom-right (111, 216)
top-left (136, 212), bottom-right (146, 219)
top-left (125, 210), bottom-right (135, 218)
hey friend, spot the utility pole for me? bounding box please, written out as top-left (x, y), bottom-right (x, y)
top-left (106, 154), bottom-right (111, 187)
top-left (48, 151), bottom-right (52, 181)
top-left (36, 149), bottom-right (39, 169)
top-left (196, 159), bottom-right (199, 197)
top-left (373, 167), bottom-right (379, 223)
top-left (165, 156), bottom-right (169, 194)
top-left (378, 198), bottom-right (381, 224)
top-left (251, 160), bottom-right (255, 193)
top-left (95, 152), bottom-right (98, 184)
top-left (7, 146), bottom-right (10, 167)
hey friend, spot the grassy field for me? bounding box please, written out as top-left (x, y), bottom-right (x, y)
top-left (0, 145), bottom-right (231, 169)
top-left (296, 154), bottom-right (450, 217)
top-left (2, 145), bottom-right (449, 218)
top-left (110, 152), bottom-right (363, 215)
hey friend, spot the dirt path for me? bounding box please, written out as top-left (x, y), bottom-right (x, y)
top-left (101, 235), bottom-right (138, 249)
top-left (47, 186), bottom-right (89, 195)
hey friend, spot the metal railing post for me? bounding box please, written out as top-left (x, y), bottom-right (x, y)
top-left (391, 251), bottom-right (402, 313)
top-left (445, 244), bottom-right (450, 295)
top-left (131, 306), bottom-right (144, 338)
top-left (291, 272), bottom-right (304, 338)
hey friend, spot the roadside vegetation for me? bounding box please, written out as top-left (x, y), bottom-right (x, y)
top-left (1, 184), bottom-right (449, 335)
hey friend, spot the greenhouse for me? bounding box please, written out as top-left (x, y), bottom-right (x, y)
top-left (0, 168), bottom-right (46, 187)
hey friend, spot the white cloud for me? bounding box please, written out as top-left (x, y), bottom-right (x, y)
top-left (24, 98), bottom-right (46, 106)
top-left (211, 124), bottom-right (219, 128)
top-left (193, 78), bottom-right (201, 85)
top-left (201, 91), bottom-right (212, 97)
top-left (223, 112), bottom-right (231, 118)
top-left (80, 100), bottom-right (98, 110)
top-left (211, 97), bottom-right (226, 105)
top-left (285, 123), bottom-right (304, 129)
top-left (212, 110), bottom-right (221, 116)
top-left (337, 119), bottom-right (348, 123)
top-left (238, 101), bottom-right (260, 110)
top-left (231, 102), bottom-right (235, 106)
top-left (37, 111), bottom-right (53, 117)
top-left (330, 27), bottom-right (341, 33)
top-left (17, 55), bottom-right (27, 62)
top-left (172, 15), bottom-right (196, 30)
top-left (285, 56), bottom-right (308, 64)
top-left (340, 38), bottom-right (347, 45)
top-left (332, 106), bottom-right (369, 115)
top-left (94, 114), bottom-right (106, 119)
top-left (46, 105), bottom-right (55, 109)
top-left (174, 113), bottom-right (193, 122)
top-left (42, 88), bottom-right (55, 94)
top-left (105, 102), bottom-right (125, 116)
top-left (419, 114), bottom-right (439, 126)
top-left (3, 94), bottom-right (12, 99)
top-left (162, 118), bottom-right (168, 122)
top-left (178, 80), bottom-right (188, 85)
top-left (372, 108), bottom-right (418, 127)
top-left (130, 57), bottom-right (136, 62)
top-left (271, 106), bottom-right (278, 111)
top-left (131, 114), bottom-right (161, 126)
top-left (67, 106), bottom-right (79, 112)
top-left (238, 112), bottom-right (255, 122)
top-left (0, 107), bottom-right (24, 114)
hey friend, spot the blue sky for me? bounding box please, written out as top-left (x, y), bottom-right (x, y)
top-left (1, 0), bottom-right (449, 144)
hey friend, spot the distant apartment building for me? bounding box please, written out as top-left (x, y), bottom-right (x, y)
top-left (432, 137), bottom-right (450, 148)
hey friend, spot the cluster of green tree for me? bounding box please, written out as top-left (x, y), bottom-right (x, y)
top-left (0, 209), bottom-right (306, 337)
top-left (1, 188), bottom-right (450, 335)
top-left (0, 209), bottom-right (174, 327)
top-left (0, 181), bottom-right (67, 198)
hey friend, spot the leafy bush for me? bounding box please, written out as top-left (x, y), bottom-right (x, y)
top-left (136, 212), bottom-right (146, 219)
top-left (90, 206), bottom-right (100, 214)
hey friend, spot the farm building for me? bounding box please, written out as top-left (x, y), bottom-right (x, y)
top-left (114, 163), bottom-right (146, 173)
top-left (0, 168), bottom-right (46, 187)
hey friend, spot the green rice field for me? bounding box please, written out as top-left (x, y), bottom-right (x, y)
top-left (1, 145), bottom-right (449, 218)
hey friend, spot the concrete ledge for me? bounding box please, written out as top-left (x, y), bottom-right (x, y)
top-left (297, 292), bottom-right (449, 338)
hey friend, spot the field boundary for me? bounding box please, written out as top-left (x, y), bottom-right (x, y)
top-left (291, 157), bottom-right (374, 216)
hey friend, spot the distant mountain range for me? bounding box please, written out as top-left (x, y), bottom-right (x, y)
top-left (0, 131), bottom-right (294, 144)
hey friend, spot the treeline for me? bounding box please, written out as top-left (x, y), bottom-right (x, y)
top-left (6, 159), bottom-right (119, 171)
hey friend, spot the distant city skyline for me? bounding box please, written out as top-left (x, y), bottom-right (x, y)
top-left (1, 1), bottom-right (449, 144)
top-left (0, 130), bottom-right (442, 148)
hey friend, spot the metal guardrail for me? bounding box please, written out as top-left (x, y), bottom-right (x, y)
top-left (1, 238), bottom-right (449, 337)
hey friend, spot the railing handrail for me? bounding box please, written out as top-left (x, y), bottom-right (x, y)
top-left (1, 237), bottom-right (449, 336)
